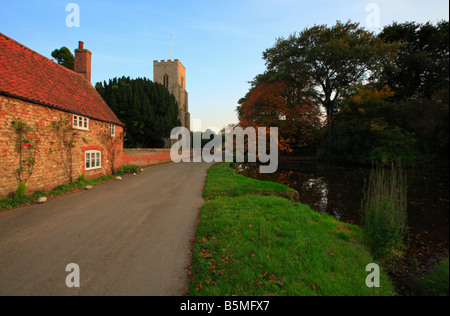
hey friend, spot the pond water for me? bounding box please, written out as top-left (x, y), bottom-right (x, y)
top-left (241, 157), bottom-right (449, 266)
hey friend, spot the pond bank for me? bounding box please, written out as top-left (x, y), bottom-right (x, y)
top-left (187, 163), bottom-right (396, 296)
top-left (240, 157), bottom-right (449, 295)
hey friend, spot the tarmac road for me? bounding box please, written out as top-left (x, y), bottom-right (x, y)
top-left (0, 161), bottom-right (212, 296)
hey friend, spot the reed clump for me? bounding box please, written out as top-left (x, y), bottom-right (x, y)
top-left (361, 163), bottom-right (408, 262)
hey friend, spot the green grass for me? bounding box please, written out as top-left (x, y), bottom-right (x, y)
top-left (203, 164), bottom-right (300, 202)
top-left (188, 163), bottom-right (396, 296)
top-left (417, 259), bottom-right (449, 296)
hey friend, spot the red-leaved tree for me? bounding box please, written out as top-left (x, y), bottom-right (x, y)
top-left (237, 81), bottom-right (322, 153)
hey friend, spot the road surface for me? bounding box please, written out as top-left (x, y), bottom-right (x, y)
top-left (0, 161), bottom-right (212, 296)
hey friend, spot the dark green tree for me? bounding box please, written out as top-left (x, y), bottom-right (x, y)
top-left (96, 77), bottom-right (179, 148)
top-left (260, 20), bottom-right (400, 124)
top-left (395, 88), bottom-right (449, 159)
top-left (51, 47), bottom-right (74, 70)
top-left (321, 85), bottom-right (418, 165)
top-left (378, 21), bottom-right (449, 161)
top-left (379, 21), bottom-right (449, 100)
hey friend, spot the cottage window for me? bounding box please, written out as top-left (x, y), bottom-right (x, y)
top-left (73, 115), bottom-right (89, 131)
top-left (85, 150), bottom-right (101, 171)
top-left (109, 124), bottom-right (115, 137)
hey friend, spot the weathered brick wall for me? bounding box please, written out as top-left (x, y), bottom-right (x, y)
top-left (123, 149), bottom-right (172, 167)
top-left (0, 95), bottom-right (123, 198)
top-left (123, 148), bottom-right (194, 167)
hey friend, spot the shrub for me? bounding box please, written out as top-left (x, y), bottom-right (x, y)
top-left (370, 127), bottom-right (418, 166)
top-left (80, 173), bottom-right (87, 182)
top-left (361, 163), bottom-right (408, 262)
top-left (15, 182), bottom-right (27, 199)
top-left (120, 164), bottom-right (141, 175)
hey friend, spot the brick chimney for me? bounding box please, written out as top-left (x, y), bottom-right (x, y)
top-left (74, 41), bottom-right (92, 83)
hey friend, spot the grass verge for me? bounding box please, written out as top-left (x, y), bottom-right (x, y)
top-left (203, 163), bottom-right (300, 202)
top-left (187, 163), bottom-right (396, 296)
top-left (0, 164), bottom-right (142, 212)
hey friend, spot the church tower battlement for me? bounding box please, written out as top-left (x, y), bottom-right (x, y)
top-left (153, 59), bottom-right (190, 131)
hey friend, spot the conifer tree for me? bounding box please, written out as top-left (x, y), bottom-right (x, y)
top-left (96, 77), bottom-right (179, 148)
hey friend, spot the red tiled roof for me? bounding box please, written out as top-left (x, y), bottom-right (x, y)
top-left (0, 33), bottom-right (124, 126)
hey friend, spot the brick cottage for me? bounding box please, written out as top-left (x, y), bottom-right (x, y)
top-left (0, 34), bottom-right (124, 198)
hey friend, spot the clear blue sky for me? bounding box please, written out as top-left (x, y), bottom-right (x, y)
top-left (1, 0), bottom-right (449, 131)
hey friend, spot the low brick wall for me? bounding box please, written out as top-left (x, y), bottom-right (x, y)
top-left (123, 149), bottom-right (173, 167)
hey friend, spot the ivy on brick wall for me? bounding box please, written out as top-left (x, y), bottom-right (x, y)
top-left (97, 129), bottom-right (125, 174)
top-left (49, 117), bottom-right (82, 184)
top-left (10, 120), bottom-right (40, 185)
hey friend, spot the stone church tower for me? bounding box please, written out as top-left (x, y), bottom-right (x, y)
top-left (153, 59), bottom-right (190, 131)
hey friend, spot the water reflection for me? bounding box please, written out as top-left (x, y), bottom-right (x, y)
top-left (301, 178), bottom-right (330, 217)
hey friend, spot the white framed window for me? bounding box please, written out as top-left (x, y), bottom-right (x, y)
top-left (73, 115), bottom-right (89, 131)
top-left (109, 124), bottom-right (115, 137)
top-left (85, 150), bottom-right (101, 171)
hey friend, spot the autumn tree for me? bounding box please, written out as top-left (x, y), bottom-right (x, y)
top-left (237, 81), bottom-right (322, 153)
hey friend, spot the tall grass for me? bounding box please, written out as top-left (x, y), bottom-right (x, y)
top-left (361, 163), bottom-right (408, 261)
